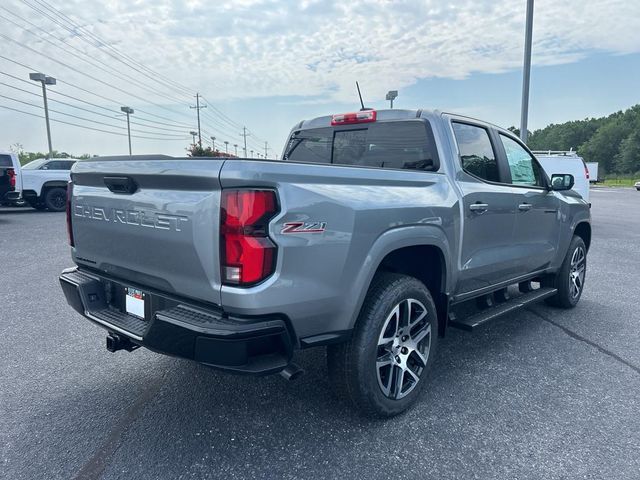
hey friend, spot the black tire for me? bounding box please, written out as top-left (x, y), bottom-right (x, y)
top-left (327, 272), bottom-right (438, 418)
top-left (543, 236), bottom-right (587, 308)
top-left (43, 187), bottom-right (67, 212)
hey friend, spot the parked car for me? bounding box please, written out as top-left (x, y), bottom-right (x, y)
top-left (533, 150), bottom-right (590, 203)
top-left (13, 157), bottom-right (77, 211)
top-left (0, 151), bottom-right (22, 205)
top-left (59, 109), bottom-right (591, 417)
top-left (635, 181), bottom-right (640, 191)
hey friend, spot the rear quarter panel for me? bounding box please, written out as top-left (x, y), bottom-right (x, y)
top-left (219, 160), bottom-right (459, 340)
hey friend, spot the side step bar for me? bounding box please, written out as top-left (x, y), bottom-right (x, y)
top-left (449, 287), bottom-right (557, 331)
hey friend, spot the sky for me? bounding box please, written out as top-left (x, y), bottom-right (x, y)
top-left (0, 0), bottom-right (639, 159)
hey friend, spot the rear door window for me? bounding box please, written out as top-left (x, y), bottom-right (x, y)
top-left (284, 120), bottom-right (439, 171)
top-left (452, 122), bottom-right (500, 183)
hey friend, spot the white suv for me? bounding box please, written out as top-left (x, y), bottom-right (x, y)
top-left (16, 158), bottom-right (77, 211)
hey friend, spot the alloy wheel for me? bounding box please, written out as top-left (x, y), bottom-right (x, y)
top-left (376, 298), bottom-right (431, 400)
top-left (569, 246), bottom-right (586, 299)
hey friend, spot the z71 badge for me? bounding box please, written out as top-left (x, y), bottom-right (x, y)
top-left (281, 221), bottom-right (327, 234)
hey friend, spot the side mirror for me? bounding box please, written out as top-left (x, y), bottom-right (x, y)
top-left (550, 173), bottom-right (574, 191)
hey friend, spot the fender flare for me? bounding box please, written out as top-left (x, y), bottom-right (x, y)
top-left (345, 225), bottom-right (453, 330)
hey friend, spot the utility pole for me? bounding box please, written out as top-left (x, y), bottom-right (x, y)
top-left (240, 127), bottom-right (249, 157)
top-left (29, 73), bottom-right (56, 158)
top-left (520, 0), bottom-right (534, 143)
top-left (210, 136), bottom-right (216, 151)
top-left (120, 106), bottom-right (134, 155)
top-left (190, 93), bottom-right (206, 147)
top-left (264, 141), bottom-right (269, 158)
top-left (233, 144), bottom-right (238, 156)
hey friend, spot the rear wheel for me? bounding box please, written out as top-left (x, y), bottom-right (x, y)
top-left (327, 273), bottom-right (438, 417)
top-left (43, 187), bottom-right (67, 212)
top-left (543, 236), bottom-right (587, 308)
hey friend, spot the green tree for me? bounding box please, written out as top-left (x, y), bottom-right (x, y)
top-left (615, 130), bottom-right (640, 174)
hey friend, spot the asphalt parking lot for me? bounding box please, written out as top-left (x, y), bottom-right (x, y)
top-left (1, 187), bottom-right (639, 480)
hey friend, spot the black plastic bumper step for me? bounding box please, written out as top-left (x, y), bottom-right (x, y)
top-left (449, 287), bottom-right (557, 331)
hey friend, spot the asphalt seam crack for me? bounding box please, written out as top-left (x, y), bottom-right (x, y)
top-left (527, 307), bottom-right (640, 376)
top-left (71, 370), bottom-right (168, 480)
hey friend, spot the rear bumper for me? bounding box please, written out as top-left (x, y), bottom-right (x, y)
top-left (5, 191), bottom-right (20, 200)
top-left (59, 267), bottom-right (294, 375)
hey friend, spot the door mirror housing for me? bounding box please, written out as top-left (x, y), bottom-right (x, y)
top-left (550, 173), bottom-right (574, 191)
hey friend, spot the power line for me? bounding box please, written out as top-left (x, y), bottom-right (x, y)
top-left (0, 104), bottom-right (189, 141)
top-left (0, 93), bottom-right (187, 138)
top-left (0, 70), bottom-right (195, 133)
top-left (0, 53), bottom-right (197, 128)
top-left (0, 32), bottom-right (199, 125)
top-left (23, 0), bottom-right (195, 97)
top-left (0, 7), bottom-right (193, 106)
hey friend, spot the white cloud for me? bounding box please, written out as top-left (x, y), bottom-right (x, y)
top-left (4, 0), bottom-right (639, 103)
top-left (1, 0), bottom-right (639, 154)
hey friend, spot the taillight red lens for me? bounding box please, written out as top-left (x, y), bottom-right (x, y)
top-left (7, 168), bottom-right (15, 188)
top-left (583, 162), bottom-right (590, 179)
top-left (221, 190), bottom-right (278, 286)
top-left (66, 181), bottom-right (74, 247)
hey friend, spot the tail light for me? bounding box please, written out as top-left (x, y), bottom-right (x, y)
top-left (331, 110), bottom-right (376, 126)
top-left (7, 168), bottom-right (15, 188)
top-left (583, 161), bottom-right (590, 180)
top-left (66, 181), bottom-right (74, 247)
top-left (221, 190), bottom-right (278, 286)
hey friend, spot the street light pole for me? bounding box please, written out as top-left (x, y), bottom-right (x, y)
top-left (520, 0), bottom-right (534, 143)
top-left (233, 144), bottom-right (238, 156)
top-left (120, 106), bottom-right (134, 155)
top-left (190, 131), bottom-right (198, 145)
top-left (224, 141), bottom-right (229, 154)
top-left (29, 73), bottom-right (56, 158)
top-left (210, 136), bottom-right (216, 151)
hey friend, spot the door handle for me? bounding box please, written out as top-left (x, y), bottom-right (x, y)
top-left (104, 176), bottom-right (138, 194)
top-left (469, 203), bottom-right (489, 213)
top-left (518, 203), bottom-right (532, 211)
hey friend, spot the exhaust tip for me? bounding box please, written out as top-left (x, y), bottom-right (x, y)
top-left (279, 363), bottom-right (304, 381)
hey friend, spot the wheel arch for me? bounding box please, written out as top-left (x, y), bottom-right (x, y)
top-left (573, 221), bottom-right (591, 251)
top-left (348, 226), bottom-right (453, 337)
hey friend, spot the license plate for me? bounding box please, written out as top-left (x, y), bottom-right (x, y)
top-left (125, 288), bottom-right (146, 319)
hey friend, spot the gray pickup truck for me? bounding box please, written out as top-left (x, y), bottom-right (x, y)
top-left (60, 109), bottom-right (591, 417)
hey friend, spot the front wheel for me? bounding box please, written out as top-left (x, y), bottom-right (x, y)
top-left (327, 273), bottom-right (438, 417)
top-left (543, 235), bottom-right (587, 308)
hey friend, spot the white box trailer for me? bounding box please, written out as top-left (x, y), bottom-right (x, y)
top-left (586, 162), bottom-right (599, 183)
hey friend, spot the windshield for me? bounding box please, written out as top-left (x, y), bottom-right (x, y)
top-left (283, 120), bottom-right (439, 171)
top-left (21, 159), bottom-right (48, 170)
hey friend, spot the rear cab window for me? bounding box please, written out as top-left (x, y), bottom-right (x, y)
top-left (0, 154), bottom-right (13, 167)
top-left (284, 120), bottom-right (440, 172)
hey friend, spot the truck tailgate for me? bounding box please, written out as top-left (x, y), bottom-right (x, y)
top-left (70, 159), bottom-right (225, 306)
